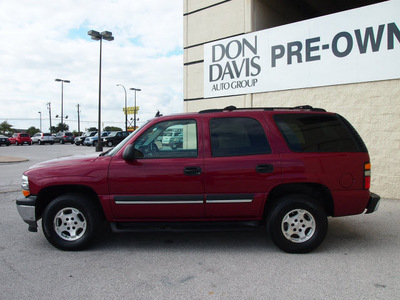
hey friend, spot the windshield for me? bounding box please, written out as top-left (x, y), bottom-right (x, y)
top-left (104, 131), bottom-right (136, 156)
top-left (103, 120), bottom-right (151, 157)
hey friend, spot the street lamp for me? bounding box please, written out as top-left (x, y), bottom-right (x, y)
top-left (129, 88), bottom-right (141, 131)
top-left (38, 111), bottom-right (42, 132)
top-left (55, 79), bottom-right (70, 127)
top-left (47, 102), bottom-right (52, 133)
top-left (88, 30), bottom-right (114, 152)
top-left (116, 84), bottom-right (128, 131)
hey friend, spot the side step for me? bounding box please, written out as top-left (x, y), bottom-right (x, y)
top-left (110, 221), bottom-right (264, 233)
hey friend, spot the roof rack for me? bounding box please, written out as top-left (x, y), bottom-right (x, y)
top-left (199, 105), bottom-right (326, 114)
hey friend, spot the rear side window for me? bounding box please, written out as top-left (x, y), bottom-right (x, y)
top-left (274, 113), bottom-right (367, 153)
top-left (210, 117), bottom-right (271, 157)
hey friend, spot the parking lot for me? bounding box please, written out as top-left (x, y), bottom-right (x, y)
top-left (1, 144), bottom-right (400, 299)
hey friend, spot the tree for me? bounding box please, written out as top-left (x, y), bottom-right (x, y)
top-left (54, 123), bottom-right (69, 133)
top-left (0, 121), bottom-right (13, 135)
top-left (104, 126), bottom-right (123, 132)
top-left (87, 127), bottom-right (98, 132)
top-left (27, 126), bottom-right (40, 136)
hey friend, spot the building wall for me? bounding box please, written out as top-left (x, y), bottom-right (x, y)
top-left (183, 0), bottom-right (400, 199)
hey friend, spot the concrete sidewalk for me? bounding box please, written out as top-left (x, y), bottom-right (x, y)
top-left (0, 155), bottom-right (28, 163)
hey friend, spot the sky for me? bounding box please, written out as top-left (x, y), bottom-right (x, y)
top-left (0, 0), bottom-right (183, 133)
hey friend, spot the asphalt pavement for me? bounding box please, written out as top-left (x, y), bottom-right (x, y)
top-left (0, 144), bottom-right (399, 299)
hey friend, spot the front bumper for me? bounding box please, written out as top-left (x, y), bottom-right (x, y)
top-left (365, 192), bottom-right (381, 214)
top-left (16, 195), bottom-right (38, 232)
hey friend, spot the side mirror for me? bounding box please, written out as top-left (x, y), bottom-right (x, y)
top-left (122, 144), bottom-right (143, 161)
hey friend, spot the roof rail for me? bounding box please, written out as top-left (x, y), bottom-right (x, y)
top-left (199, 105), bottom-right (326, 114)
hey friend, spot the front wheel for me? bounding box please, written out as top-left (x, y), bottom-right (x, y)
top-left (42, 194), bottom-right (102, 251)
top-left (107, 141), bottom-right (113, 147)
top-left (267, 194), bottom-right (328, 253)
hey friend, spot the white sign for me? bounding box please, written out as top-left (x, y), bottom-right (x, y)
top-left (204, 0), bottom-right (400, 98)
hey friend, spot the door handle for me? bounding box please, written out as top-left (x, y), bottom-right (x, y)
top-left (184, 166), bottom-right (202, 176)
top-left (256, 164), bottom-right (274, 174)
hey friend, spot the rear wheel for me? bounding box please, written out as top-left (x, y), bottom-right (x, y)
top-left (267, 194), bottom-right (328, 253)
top-left (42, 194), bottom-right (102, 251)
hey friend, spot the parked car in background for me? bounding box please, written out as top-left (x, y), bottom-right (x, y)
top-left (75, 131), bottom-right (97, 146)
top-left (54, 132), bottom-right (75, 144)
top-left (168, 132), bottom-right (183, 150)
top-left (0, 135), bottom-right (11, 146)
top-left (162, 130), bottom-right (182, 146)
top-left (84, 131), bottom-right (110, 147)
top-left (31, 133), bottom-right (54, 145)
top-left (103, 131), bottom-right (130, 147)
top-left (9, 133), bottom-right (32, 145)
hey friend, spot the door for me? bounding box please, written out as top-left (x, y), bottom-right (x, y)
top-left (108, 118), bottom-right (204, 220)
top-left (203, 114), bottom-right (282, 219)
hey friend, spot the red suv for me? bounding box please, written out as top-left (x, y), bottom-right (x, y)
top-left (16, 106), bottom-right (380, 253)
top-left (10, 133), bottom-right (32, 145)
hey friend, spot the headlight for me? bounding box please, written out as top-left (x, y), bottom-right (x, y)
top-left (21, 175), bottom-right (30, 196)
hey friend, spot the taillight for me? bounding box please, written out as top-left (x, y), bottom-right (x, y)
top-left (364, 162), bottom-right (371, 190)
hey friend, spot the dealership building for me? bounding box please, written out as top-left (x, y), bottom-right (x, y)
top-left (183, 0), bottom-right (400, 199)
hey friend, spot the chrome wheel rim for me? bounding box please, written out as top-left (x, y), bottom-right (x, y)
top-left (54, 207), bottom-right (87, 241)
top-left (281, 209), bottom-right (315, 243)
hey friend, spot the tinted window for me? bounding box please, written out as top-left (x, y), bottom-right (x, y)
top-left (274, 113), bottom-right (365, 152)
top-left (134, 120), bottom-right (197, 158)
top-left (210, 117), bottom-right (271, 157)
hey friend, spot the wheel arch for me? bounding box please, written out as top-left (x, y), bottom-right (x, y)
top-left (264, 183), bottom-right (334, 218)
top-left (36, 185), bottom-right (105, 221)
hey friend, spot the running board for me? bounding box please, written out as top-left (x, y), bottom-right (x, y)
top-left (110, 221), bottom-right (264, 233)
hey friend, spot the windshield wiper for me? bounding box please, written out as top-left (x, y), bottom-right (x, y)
top-left (99, 148), bottom-right (113, 156)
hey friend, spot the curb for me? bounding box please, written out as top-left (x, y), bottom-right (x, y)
top-left (0, 156), bottom-right (29, 163)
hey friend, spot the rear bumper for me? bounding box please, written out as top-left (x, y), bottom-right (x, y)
top-left (16, 196), bottom-right (38, 232)
top-left (365, 192), bottom-right (381, 214)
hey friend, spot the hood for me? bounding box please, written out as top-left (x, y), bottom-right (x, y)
top-left (28, 153), bottom-right (101, 171)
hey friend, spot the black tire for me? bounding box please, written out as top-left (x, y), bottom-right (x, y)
top-left (42, 194), bottom-right (102, 251)
top-left (267, 194), bottom-right (328, 253)
top-left (92, 141), bottom-right (98, 147)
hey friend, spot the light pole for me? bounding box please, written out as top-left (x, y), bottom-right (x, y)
top-left (117, 84), bottom-right (128, 131)
top-left (88, 30), bottom-right (114, 152)
top-left (47, 102), bottom-right (52, 132)
top-left (129, 88), bottom-right (141, 131)
top-left (38, 111), bottom-right (42, 132)
top-left (55, 79), bottom-right (70, 128)
top-left (76, 104), bottom-right (81, 135)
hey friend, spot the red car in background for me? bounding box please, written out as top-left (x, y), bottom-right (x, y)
top-left (9, 133), bottom-right (32, 145)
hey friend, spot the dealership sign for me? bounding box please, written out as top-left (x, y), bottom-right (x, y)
top-left (204, 1), bottom-right (400, 98)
